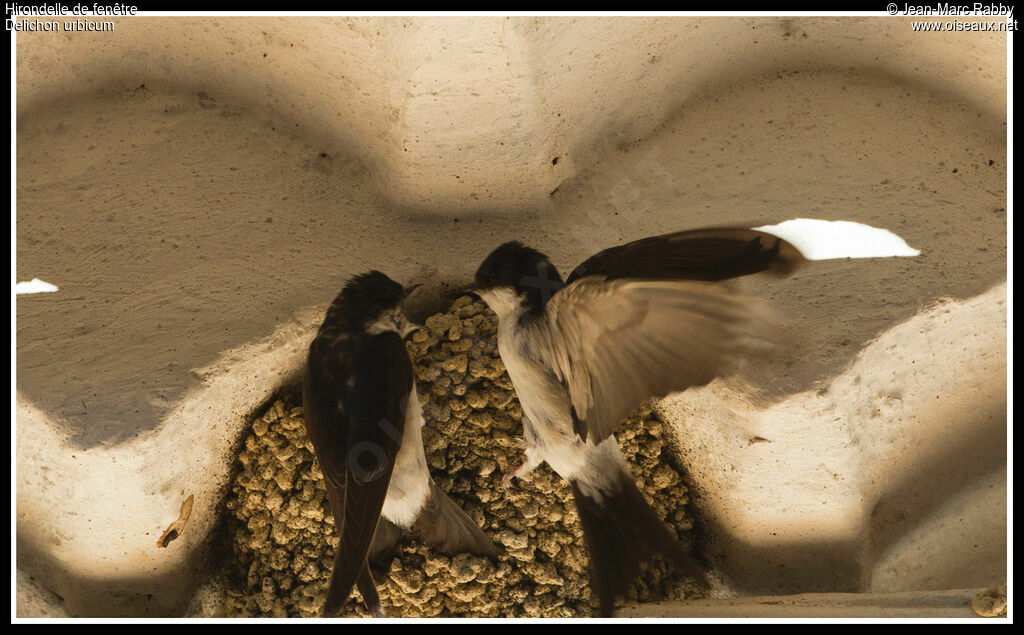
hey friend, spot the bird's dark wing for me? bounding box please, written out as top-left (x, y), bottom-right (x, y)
top-left (538, 276), bottom-right (781, 444)
top-left (302, 331), bottom-right (413, 616)
top-left (565, 227), bottom-right (805, 285)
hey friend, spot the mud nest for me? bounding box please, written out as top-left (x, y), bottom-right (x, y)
top-left (222, 295), bottom-right (705, 617)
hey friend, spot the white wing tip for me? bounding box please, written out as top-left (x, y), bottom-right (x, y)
top-left (16, 278), bottom-right (59, 294)
top-left (753, 219), bottom-right (921, 261)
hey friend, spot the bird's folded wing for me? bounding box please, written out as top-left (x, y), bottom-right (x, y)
top-left (540, 277), bottom-right (780, 443)
top-left (304, 332), bottom-right (413, 607)
top-left (565, 227), bottom-right (805, 284)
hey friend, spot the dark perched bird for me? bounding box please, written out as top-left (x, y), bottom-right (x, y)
top-left (303, 271), bottom-right (499, 618)
top-left (471, 227), bottom-right (805, 616)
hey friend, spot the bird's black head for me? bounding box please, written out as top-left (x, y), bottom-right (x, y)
top-left (474, 241), bottom-right (564, 318)
top-left (325, 270), bottom-right (418, 336)
top-left (340, 270), bottom-right (404, 314)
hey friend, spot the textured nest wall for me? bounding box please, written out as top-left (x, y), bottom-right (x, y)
top-left (222, 296), bottom-right (704, 617)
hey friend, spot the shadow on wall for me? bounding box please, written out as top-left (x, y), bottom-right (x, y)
top-left (702, 398), bottom-right (1007, 597)
top-left (17, 534), bottom-right (201, 617)
top-left (866, 396), bottom-right (1007, 591)
top-left (706, 527), bottom-right (867, 596)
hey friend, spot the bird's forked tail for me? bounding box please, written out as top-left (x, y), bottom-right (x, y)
top-left (570, 470), bottom-right (708, 617)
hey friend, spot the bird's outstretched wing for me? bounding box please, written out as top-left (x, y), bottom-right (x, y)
top-left (538, 277), bottom-right (781, 443)
top-left (302, 331), bottom-right (413, 616)
top-left (565, 227), bottom-right (804, 284)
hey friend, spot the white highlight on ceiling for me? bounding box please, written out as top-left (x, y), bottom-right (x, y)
top-left (754, 219), bottom-right (921, 260)
top-left (15, 279), bottom-right (59, 295)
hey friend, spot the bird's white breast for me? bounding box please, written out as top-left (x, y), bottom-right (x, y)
top-left (496, 319), bottom-right (596, 481)
top-left (380, 390), bottom-right (431, 528)
top-left (482, 288), bottom-right (633, 495)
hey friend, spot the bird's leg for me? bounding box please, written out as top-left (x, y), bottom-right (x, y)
top-left (502, 440), bottom-right (542, 489)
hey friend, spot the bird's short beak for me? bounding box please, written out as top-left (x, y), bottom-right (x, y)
top-left (397, 313), bottom-right (423, 338)
top-left (403, 283), bottom-right (423, 299)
